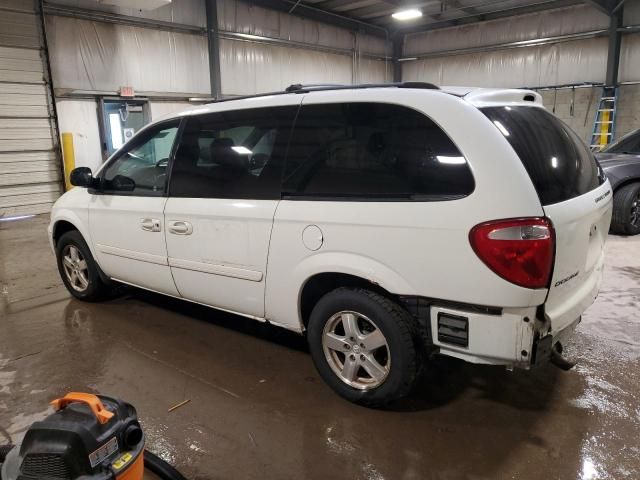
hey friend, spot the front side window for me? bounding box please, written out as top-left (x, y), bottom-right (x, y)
top-left (100, 120), bottom-right (180, 196)
top-left (169, 106), bottom-right (298, 199)
top-left (283, 102), bottom-right (474, 200)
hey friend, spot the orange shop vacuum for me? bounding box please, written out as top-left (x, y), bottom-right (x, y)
top-left (0, 392), bottom-right (186, 480)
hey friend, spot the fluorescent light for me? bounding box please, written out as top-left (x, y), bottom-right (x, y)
top-left (437, 156), bottom-right (466, 165)
top-left (392, 8), bottom-right (422, 20)
top-left (551, 156), bottom-right (558, 168)
top-left (231, 146), bottom-right (252, 155)
top-left (493, 120), bottom-right (510, 137)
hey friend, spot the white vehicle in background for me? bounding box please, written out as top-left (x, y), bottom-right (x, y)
top-left (49, 83), bottom-right (612, 406)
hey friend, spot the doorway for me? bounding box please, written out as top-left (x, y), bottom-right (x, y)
top-left (99, 98), bottom-right (150, 159)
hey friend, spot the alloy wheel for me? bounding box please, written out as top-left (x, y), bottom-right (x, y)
top-left (322, 310), bottom-right (390, 390)
top-left (631, 193), bottom-right (640, 227)
top-left (62, 245), bottom-right (89, 292)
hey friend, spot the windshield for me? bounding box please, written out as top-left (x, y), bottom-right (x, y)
top-left (602, 129), bottom-right (640, 154)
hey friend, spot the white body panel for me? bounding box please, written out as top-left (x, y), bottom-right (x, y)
top-left (48, 85), bottom-right (610, 369)
top-left (164, 198), bottom-right (278, 317)
top-left (88, 195), bottom-right (179, 296)
top-left (543, 181), bottom-right (613, 334)
top-left (266, 89), bottom-right (546, 330)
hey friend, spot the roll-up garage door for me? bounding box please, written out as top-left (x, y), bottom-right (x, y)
top-left (0, 0), bottom-right (61, 217)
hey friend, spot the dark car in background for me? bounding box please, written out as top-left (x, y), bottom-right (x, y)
top-left (597, 128), bottom-right (640, 235)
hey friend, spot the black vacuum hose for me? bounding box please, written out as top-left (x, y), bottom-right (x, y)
top-left (143, 449), bottom-right (187, 480)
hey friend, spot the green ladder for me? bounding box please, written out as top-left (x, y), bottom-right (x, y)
top-left (590, 86), bottom-right (618, 152)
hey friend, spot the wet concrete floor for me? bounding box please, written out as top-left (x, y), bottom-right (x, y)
top-left (1, 215), bottom-right (639, 479)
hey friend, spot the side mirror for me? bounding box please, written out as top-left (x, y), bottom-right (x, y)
top-left (69, 167), bottom-right (94, 188)
top-left (111, 175), bottom-right (136, 192)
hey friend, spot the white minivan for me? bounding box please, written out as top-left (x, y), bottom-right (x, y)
top-left (49, 83), bottom-right (612, 405)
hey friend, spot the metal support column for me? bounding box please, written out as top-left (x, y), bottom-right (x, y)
top-left (205, 0), bottom-right (222, 99)
top-left (605, 5), bottom-right (623, 87)
top-left (392, 35), bottom-right (403, 83)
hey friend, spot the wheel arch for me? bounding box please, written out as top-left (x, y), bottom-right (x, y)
top-left (51, 210), bottom-right (98, 260)
top-left (298, 272), bottom-right (401, 330)
top-left (52, 219), bottom-right (78, 245)
top-left (613, 177), bottom-right (640, 193)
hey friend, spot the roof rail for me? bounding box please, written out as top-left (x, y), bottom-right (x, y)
top-left (285, 82), bottom-right (439, 93)
top-left (210, 81), bottom-right (440, 104)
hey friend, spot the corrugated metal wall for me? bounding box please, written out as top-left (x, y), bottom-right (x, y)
top-left (402, 4), bottom-right (640, 87)
top-left (0, 0), bottom-right (61, 217)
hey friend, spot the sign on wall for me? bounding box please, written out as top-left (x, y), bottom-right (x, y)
top-left (119, 86), bottom-right (135, 97)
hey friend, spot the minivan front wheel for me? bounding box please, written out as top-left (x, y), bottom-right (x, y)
top-left (56, 230), bottom-right (112, 301)
top-left (307, 288), bottom-right (420, 406)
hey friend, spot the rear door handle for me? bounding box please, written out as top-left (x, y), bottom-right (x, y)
top-left (141, 218), bottom-right (161, 232)
top-left (168, 220), bottom-right (193, 235)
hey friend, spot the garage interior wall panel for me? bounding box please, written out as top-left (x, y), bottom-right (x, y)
top-left (0, 0), bottom-right (62, 217)
top-left (47, 0), bottom-right (206, 27)
top-left (403, 37), bottom-right (608, 88)
top-left (624, 1), bottom-right (640, 26)
top-left (220, 39), bottom-right (352, 96)
top-left (149, 101), bottom-right (193, 121)
top-left (356, 57), bottom-right (391, 84)
top-left (217, 0), bottom-right (355, 51)
top-left (55, 99), bottom-right (103, 173)
top-left (404, 5), bottom-right (609, 56)
top-left (619, 33), bottom-right (640, 83)
top-left (45, 15), bottom-right (210, 94)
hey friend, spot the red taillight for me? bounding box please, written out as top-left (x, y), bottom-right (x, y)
top-left (469, 217), bottom-right (555, 289)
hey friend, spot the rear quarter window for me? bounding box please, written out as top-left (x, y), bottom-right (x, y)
top-left (283, 102), bottom-right (474, 200)
top-left (481, 106), bottom-right (603, 205)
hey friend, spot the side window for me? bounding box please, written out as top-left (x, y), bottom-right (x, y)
top-left (169, 106), bottom-right (298, 199)
top-left (283, 103), bottom-right (474, 199)
top-left (101, 120), bottom-right (180, 196)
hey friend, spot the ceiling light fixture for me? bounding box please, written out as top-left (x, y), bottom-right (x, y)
top-left (392, 8), bottom-right (422, 20)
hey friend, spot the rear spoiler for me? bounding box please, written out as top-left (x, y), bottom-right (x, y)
top-left (461, 88), bottom-right (543, 108)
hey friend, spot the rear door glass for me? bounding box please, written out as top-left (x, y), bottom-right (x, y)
top-left (481, 106), bottom-right (603, 205)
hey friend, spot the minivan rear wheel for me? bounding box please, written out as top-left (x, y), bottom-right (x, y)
top-left (611, 182), bottom-right (640, 235)
top-left (307, 287), bottom-right (420, 406)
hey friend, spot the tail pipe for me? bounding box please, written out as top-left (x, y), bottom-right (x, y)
top-left (550, 342), bottom-right (576, 371)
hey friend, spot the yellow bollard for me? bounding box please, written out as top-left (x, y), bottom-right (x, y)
top-left (61, 132), bottom-right (75, 191)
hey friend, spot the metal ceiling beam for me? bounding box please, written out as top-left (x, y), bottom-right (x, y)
top-left (314, 0), bottom-right (381, 12)
top-left (244, 0), bottom-right (389, 36)
top-left (205, 0), bottom-right (222, 99)
top-left (430, 0), bottom-right (483, 21)
top-left (605, 3), bottom-right (623, 85)
top-left (392, 34), bottom-right (402, 82)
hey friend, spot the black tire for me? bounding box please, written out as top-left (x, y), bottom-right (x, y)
top-left (55, 230), bottom-right (112, 301)
top-left (307, 287), bottom-right (421, 407)
top-left (611, 182), bottom-right (640, 235)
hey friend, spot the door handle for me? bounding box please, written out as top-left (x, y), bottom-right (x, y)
top-left (141, 218), bottom-right (161, 232)
top-left (168, 220), bottom-right (193, 235)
